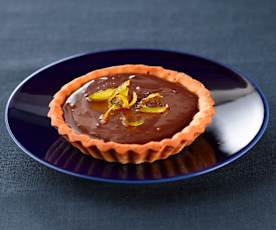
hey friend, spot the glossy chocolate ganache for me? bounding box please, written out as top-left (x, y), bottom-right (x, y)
top-left (63, 74), bottom-right (198, 144)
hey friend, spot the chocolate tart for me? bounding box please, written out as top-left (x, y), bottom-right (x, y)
top-left (48, 65), bottom-right (215, 164)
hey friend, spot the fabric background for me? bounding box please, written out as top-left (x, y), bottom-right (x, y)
top-left (0, 0), bottom-right (275, 229)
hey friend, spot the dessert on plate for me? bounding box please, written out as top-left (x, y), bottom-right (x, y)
top-left (48, 65), bottom-right (215, 164)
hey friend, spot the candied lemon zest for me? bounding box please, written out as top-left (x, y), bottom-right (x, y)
top-left (117, 80), bottom-right (130, 97)
top-left (138, 104), bottom-right (169, 113)
top-left (88, 88), bottom-right (116, 101)
top-left (88, 78), bottom-right (169, 126)
top-left (121, 115), bottom-right (144, 127)
top-left (140, 93), bottom-right (162, 106)
top-left (99, 104), bottom-right (118, 123)
top-left (114, 94), bottom-right (129, 108)
top-left (108, 80), bottom-right (130, 108)
top-left (97, 80), bottom-right (133, 122)
top-left (128, 91), bottom-right (137, 108)
top-left (118, 80), bottom-right (130, 98)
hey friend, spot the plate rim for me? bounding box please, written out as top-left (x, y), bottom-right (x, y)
top-left (5, 48), bottom-right (270, 184)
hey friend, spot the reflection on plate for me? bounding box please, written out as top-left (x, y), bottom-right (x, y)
top-left (45, 135), bottom-right (216, 180)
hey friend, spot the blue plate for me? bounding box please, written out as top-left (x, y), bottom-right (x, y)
top-left (5, 49), bottom-right (269, 184)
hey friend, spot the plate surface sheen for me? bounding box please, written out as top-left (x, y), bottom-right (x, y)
top-left (5, 49), bottom-right (269, 184)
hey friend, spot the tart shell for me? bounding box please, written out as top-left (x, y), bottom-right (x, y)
top-left (48, 65), bottom-right (215, 164)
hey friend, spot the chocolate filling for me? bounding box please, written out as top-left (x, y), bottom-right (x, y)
top-left (63, 74), bottom-right (198, 144)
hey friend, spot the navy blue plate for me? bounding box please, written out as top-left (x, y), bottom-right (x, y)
top-left (5, 49), bottom-right (269, 184)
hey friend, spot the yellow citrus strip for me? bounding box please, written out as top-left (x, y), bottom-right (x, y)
top-left (88, 88), bottom-right (116, 101)
top-left (117, 80), bottom-right (130, 97)
top-left (114, 94), bottom-right (129, 108)
top-left (108, 80), bottom-right (130, 108)
top-left (99, 104), bottom-right (118, 124)
top-left (138, 104), bottom-right (169, 113)
top-left (128, 91), bottom-right (137, 108)
top-left (140, 92), bottom-right (162, 106)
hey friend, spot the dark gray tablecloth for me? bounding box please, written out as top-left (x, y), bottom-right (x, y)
top-left (1, 0), bottom-right (275, 229)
